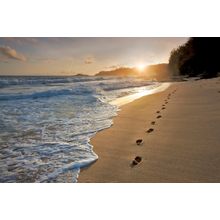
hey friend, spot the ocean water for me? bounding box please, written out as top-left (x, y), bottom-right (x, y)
top-left (0, 76), bottom-right (160, 182)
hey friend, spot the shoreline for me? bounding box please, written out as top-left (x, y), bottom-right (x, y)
top-left (79, 77), bottom-right (220, 183)
top-left (110, 82), bottom-right (171, 107)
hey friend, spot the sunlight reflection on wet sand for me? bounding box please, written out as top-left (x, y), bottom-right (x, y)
top-left (110, 82), bottom-right (171, 107)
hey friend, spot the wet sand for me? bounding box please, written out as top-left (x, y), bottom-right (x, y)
top-left (79, 77), bottom-right (220, 182)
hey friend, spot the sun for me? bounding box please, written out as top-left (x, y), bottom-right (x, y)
top-left (136, 63), bottom-right (146, 72)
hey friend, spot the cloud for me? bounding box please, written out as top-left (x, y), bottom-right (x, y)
top-left (0, 45), bottom-right (27, 61)
top-left (84, 56), bottom-right (95, 64)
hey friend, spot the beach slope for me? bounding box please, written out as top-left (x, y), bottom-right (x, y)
top-left (79, 78), bottom-right (220, 183)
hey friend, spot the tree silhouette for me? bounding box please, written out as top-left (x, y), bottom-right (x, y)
top-left (169, 37), bottom-right (220, 78)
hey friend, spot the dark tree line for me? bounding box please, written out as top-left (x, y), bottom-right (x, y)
top-left (169, 37), bottom-right (220, 78)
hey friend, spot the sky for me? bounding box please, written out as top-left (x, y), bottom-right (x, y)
top-left (0, 37), bottom-right (188, 75)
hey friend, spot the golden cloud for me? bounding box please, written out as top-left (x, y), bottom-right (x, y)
top-left (0, 45), bottom-right (27, 62)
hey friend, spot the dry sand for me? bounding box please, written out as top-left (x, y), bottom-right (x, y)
top-left (79, 77), bottom-right (220, 183)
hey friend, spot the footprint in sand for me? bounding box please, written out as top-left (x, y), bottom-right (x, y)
top-left (146, 128), bottom-right (154, 133)
top-left (136, 139), bottom-right (143, 145)
top-left (156, 111), bottom-right (160, 114)
top-left (157, 115), bottom-right (162, 119)
top-left (151, 121), bottom-right (156, 125)
top-left (165, 102), bottom-right (168, 104)
top-left (162, 107), bottom-right (166, 110)
top-left (131, 156), bottom-right (142, 167)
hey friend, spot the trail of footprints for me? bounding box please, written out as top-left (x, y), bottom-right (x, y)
top-left (131, 88), bottom-right (178, 167)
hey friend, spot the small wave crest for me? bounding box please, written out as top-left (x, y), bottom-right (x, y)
top-left (0, 76), bottom-right (110, 88)
top-left (0, 85), bottom-right (102, 101)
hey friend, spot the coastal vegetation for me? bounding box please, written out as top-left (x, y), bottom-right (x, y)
top-left (169, 37), bottom-right (220, 78)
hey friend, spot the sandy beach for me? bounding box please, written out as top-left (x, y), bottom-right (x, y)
top-left (79, 77), bottom-right (220, 183)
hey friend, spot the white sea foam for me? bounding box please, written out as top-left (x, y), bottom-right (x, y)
top-left (0, 76), bottom-right (167, 182)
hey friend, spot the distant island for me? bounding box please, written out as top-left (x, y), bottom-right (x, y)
top-left (74, 73), bottom-right (90, 77)
top-left (95, 63), bottom-right (170, 81)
